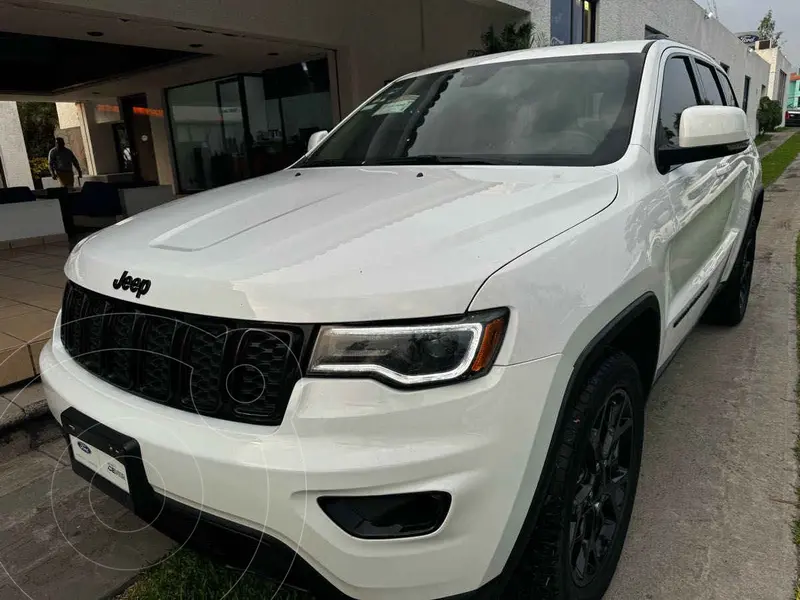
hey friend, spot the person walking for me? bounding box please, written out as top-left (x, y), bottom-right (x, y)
top-left (48, 137), bottom-right (82, 188)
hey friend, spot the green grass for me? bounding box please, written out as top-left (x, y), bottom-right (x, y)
top-left (754, 133), bottom-right (771, 146)
top-left (762, 131), bottom-right (800, 187)
top-left (117, 549), bottom-right (307, 600)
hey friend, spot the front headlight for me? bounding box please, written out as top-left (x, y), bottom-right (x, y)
top-left (308, 309), bottom-right (508, 387)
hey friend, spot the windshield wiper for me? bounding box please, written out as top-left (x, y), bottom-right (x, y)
top-left (298, 155), bottom-right (523, 168)
top-left (296, 158), bottom-right (364, 168)
top-left (367, 155), bottom-right (523, 166)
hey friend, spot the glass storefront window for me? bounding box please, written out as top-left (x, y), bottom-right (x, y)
top-left (167, 78), bottom-right (245, 192)
top-left (244, 76), bottom-right (285, 177)
top-left (166, 58), bottom-right (334, 193)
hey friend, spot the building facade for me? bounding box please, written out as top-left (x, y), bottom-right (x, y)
top-left (788, 73), bottom-right (800, 110)
top-left (754, 46), bottom-right (794, 126)
top-left (0, 0), bottom-right (784, 193)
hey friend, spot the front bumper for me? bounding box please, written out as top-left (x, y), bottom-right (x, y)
top-left (41, 335), bottom-right (561, 600)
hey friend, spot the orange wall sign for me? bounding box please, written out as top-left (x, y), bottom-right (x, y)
top-left (95, 104), bottom-right (164, 118)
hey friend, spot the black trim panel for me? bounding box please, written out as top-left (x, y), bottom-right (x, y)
top-left (61, 407), bottom-right (160, 516)
top-left (672, 283), bottom-right (709, 328)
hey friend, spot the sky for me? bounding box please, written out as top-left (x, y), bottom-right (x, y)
top-left (712, 0), bottom-right (799, 68)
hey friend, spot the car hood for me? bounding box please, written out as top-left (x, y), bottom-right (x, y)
top-left (67, 166), bottom-right (618, 322)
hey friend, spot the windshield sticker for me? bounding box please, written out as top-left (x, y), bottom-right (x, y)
top-left (373, 95), bottom-right (418, 115)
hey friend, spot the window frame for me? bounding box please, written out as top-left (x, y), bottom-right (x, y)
top-left (652, 52), bottom-right (703, 173)
top-left (653, 54), bottom-right (702, 151)
top-left (716, 67), bottom-right (739, 107)
top-left (693, 59), bottom-right (727, 106)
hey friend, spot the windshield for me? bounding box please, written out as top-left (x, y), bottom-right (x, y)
top-left (298, 53), bottom-right (645, 168)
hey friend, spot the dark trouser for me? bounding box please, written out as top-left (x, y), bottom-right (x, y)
top-left (55, 171), bottom-right (74, 188)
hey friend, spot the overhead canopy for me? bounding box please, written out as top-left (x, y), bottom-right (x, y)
top-left (0, 32), bottom-right (201, 95)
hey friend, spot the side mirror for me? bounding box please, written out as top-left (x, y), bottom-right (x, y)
top-left (307, 130), bottom-right (329, 154)
top-left (657, 105), bottom-right (749, 171)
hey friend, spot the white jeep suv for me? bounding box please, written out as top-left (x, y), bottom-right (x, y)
top-left (43, 40), bottom-right (761, 600)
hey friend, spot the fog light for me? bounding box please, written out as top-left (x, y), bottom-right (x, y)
top-left (318, 492), bottom-right (451, 539)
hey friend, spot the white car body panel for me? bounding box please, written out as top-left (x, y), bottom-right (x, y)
top-left (67, 166), bottom-right (618, 325)
top-left (43, 39), bottom-right (760, 600)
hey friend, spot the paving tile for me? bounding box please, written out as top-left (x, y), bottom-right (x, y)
top-left (0, 333), bottom-right (26, 353)
top-left (0, 458), bottom-right (173, 600)
top-left (30, 245), bottom-right (70, 258)
top-left (20, 272), bottom-right (65, 289)
top-left (22, 292), bottom-right (62, 313)
top-left (0, 428), bottom-right (35, 467)
top-left (0, 303), bottom-right (40, 320)
top-left (37, 438), bottom-right (69, 467)
top-left (0, 263), bottom-right (56, 278)
top-left (0, 398), bottom-right (25, 430)
top-left (0, 297), bottom-right (23, 310)
top-left (0, 338), bottom-right (35, 388)
top-left (4, 255), bottom-right (65, 269)
top-left (0, 309), bottom-right (56, 344)
top-left (0, 278), bottom-right (56, 301)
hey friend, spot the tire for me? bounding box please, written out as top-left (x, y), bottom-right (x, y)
top-left (499, 352), bottom-right (645, 600)
top-left (702, 215), bottom-right (757, 326)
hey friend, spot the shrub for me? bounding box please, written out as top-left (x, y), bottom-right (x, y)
top-left (757, 96), bottom-right (782, 133)
top-left (469, 21), bottom-right (546, 56)
top-left (29, 156), bottom-right (50, 177)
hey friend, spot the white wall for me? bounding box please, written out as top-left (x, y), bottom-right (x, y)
top-left (0, 102), bottom-right (33, 189)
top-left (755, 46), bottom-right (794, 126)
top-left (56, 102), bottom-right (82, 129)
top-left (72, 102), bottom-right (119, 176)
top-left (0, 200), bottom-right (64, 242)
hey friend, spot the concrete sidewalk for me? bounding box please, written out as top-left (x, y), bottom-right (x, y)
top-left (608, 155), bottom-right (800, 598)
top-left (759, 129), bottom-right (796, 156)
top-left (0, 419), bottom-right (173, 600)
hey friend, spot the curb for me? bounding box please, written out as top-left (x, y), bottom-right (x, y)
top-left (0, 399), bottom-right (50, 435)
top-left (0, 376), bottom-right (50, 436)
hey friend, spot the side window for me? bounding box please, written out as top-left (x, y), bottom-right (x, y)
top-left (695, 62), bottom-right (725, 105)
top-left (718, 70), bottom-right (739, 107)
top-left (658, 57), bottom-right (700, 147)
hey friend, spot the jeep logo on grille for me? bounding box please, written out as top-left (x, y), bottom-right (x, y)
top-left (112, 270), bottom-right (151, 298)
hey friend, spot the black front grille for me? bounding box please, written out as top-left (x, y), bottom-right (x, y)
top-left (60, 282), bottom-right (309, 426)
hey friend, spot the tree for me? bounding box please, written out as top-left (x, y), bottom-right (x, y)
top-left (17, 102), bottom-right (58, 159)
top-left (469, 21), bottom-right (546, 56)
top-left (757, 9), bottom-right (783, 47)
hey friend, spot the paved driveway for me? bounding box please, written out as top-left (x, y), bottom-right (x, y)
top-left (607, 158), bottom-right (800, 599)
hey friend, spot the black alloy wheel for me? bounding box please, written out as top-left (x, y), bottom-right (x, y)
top-left (569, 389), bottom-right (635, 588)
